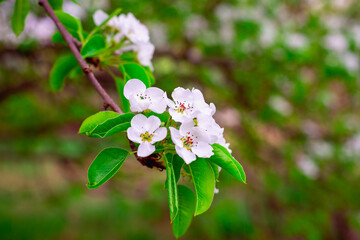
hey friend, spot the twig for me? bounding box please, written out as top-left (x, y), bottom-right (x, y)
top-left (38, 0), bottom-right (122, 114)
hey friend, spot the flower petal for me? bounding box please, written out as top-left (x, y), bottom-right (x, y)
top-left (151, 127), bottom-right (167, 143)
top-left (127, 127), bottom-right (141, 143)
top-left (169, 127), bottom-right (182, 146)
top-left (93, 10), bottom-right (109, 26)
top-left (175, 145), bottom-right (196, 164)
top-left (192, 142), bottom-right (214, 158)
top-left (129, 94), bottom-right (150, 112)
top-left (145, 115), bottom-right (162, 133)
top-left (137, 142), bottom-right (155, 157)
top-left (124, 79), bottom-right (146, 99)
top-left (130, 114), bottom-right (148, 132)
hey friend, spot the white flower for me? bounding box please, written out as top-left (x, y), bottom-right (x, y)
top-left (169, 124), bottom-right (214, 164)
top-left (127, 114), bottom-right (167, 157)
top-left (124, 79), bottom-right (168, 114)
top-left (136, 42), bottom-right (155, 69)
top-left (93, 10), bottom-right (109, 26)
top-left (182, 113), bottom-right (224, 144)
top-left (168, 87), bottom-right (212, 123)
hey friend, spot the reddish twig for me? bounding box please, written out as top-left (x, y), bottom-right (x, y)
top-left (38, 0), bottom-right (122, 114)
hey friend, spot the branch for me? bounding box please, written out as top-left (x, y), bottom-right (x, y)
top-left (38, 0), bottom-right (122, 114)
top-left (38, 0), bottom-right (165, 169)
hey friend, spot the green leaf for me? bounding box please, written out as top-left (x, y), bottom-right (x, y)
top-left (90, 113), bottom-right (135, 138)
top-left (144, 66), bottom-right (155, 85)
top-left (209, 160), bottom-right (220, 180)
top-left (11, 0), bottom-right (30, 36)
top-left (173, 155), bottom-right (184, 183)
top-left (114, 77), bottom-right (130, 113)
top-left (172, 185), bottom-right (196, 238)
top-left (165, 153), bottom-right (179, 223)
top-left (49, 55), bottom-right (77, 91)
top-left (87, 148), bottom-right (129, 189)
top-left (79, 111), bottom-right (120, 135)
top-left (120, 63), bottom-right (151, 87)
top-left (81, 35), bottom-right (106, 58)
top-left (189, 158), bottom-right (215, 216)
top-left (210, 143), bottom-right (246, 183)
top-left (54, 10), bottom-right (83, 41)
top-left (52, 31), bottom-right (65, 44)
top-left (48, 0), bottom-right (63, 10)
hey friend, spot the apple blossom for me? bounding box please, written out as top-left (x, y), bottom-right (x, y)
top-left (124, 79), bottom-right (168, 114)
top-left (169, 124), bottom-right (214, 164)
top-left (127, 114), bottom-right (167, 157)
top-left (168, 87), bottom-right (212, 123)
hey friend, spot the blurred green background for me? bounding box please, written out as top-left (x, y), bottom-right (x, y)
top-left (1, 0), bottom-right (360, 239)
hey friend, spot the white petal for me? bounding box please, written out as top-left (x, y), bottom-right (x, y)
top-left (175, 145), bottom-right (196, 164)
top-left (145, 115), bottom-right (162, 133)
top-left (210, 103), bottom-right (216, 115)
top-left (137, 142), bottom-right (155, 157)
top-left (151, 127), bottom-right (167, 143)
top-left (124, 79), bottom-right (146, 99)
top-left (169, 127), bottom-right (182, 146)
top-left (146, 88), bottom-right (168, 113)
top-left (168, 108), bottom-right (186, 123)
top-left (130, 114), bottom-right (148, 132)
top-left (127, 127), bottom-right (141, 143)
top-left (129, 94), bottom-right (150, 112)
top-left (172, 87), bottom-right (193, 103)
top-left (192, 142), bottom-right (214, 158)
top-left (93, 10), bottom-right (109, 26)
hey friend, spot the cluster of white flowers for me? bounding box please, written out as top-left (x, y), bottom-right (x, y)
top-left (93, 10), bottom-right (155, 69)
top-left (125, 79), bottom-right (231, 163)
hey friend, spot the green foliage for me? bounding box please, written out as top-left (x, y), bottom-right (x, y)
top-left (172, 185), bottom-right (196, 238)
top-left (48, 0), bottom-right (63, 10)
top-left (78, 111), bottom-right (120, 135)
top-left (11, 0), bottom-right (29, 36)
top-left (210, 144), bottom-right (246, 183)
top-left (87, 113), bottom-right (135, 138)
top-left (189, 158), bottom-right (215, 216)
top-left (49, 55), bottom-right (77, 91)
top-left (120, 63), bottom-right (151, 87)
top-left (114, 77), bottom-right (131, 113)
top-left (165, 153), bottom-right (179, 223)
top-left (87, 147), bottom-right (129, 189)
top-left (80, 35), bottom-right (106, 58)
top-left (54, 10), bottom-right (83, 41)
top-left (51, 31), bottom-right (65, 44)
top-left (173, 155), bottom-right (184, 184)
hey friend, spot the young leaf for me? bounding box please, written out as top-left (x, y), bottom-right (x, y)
top-left (172, 185), bottom-right (196, 238)
top-left (165, 153), bottom-right (179, 223)
top-left (80, 35), bottom-right (106, 58)
top-left (173, 155), bottom-right (184, 183)
top-left (87, 148), bottom-right (129, 189)
top-left (79, 111), bottom-right (120, 135)
top-left (189, 158), bottom-right (215, 216)
top-left (114, 77), bottom-right (130, 113)
top-left (48, 0), bottom-right (63, 10)
top-left (49, 55), bottom-right (77, 91)
top-left (90, 113), bottom-right (135, 138)
top-left (210, 143), bottom-right (246, 183)
top-left (11, 0), bottom-right (30, 36)
top-left (119, 63), bottom-right (151, 87)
